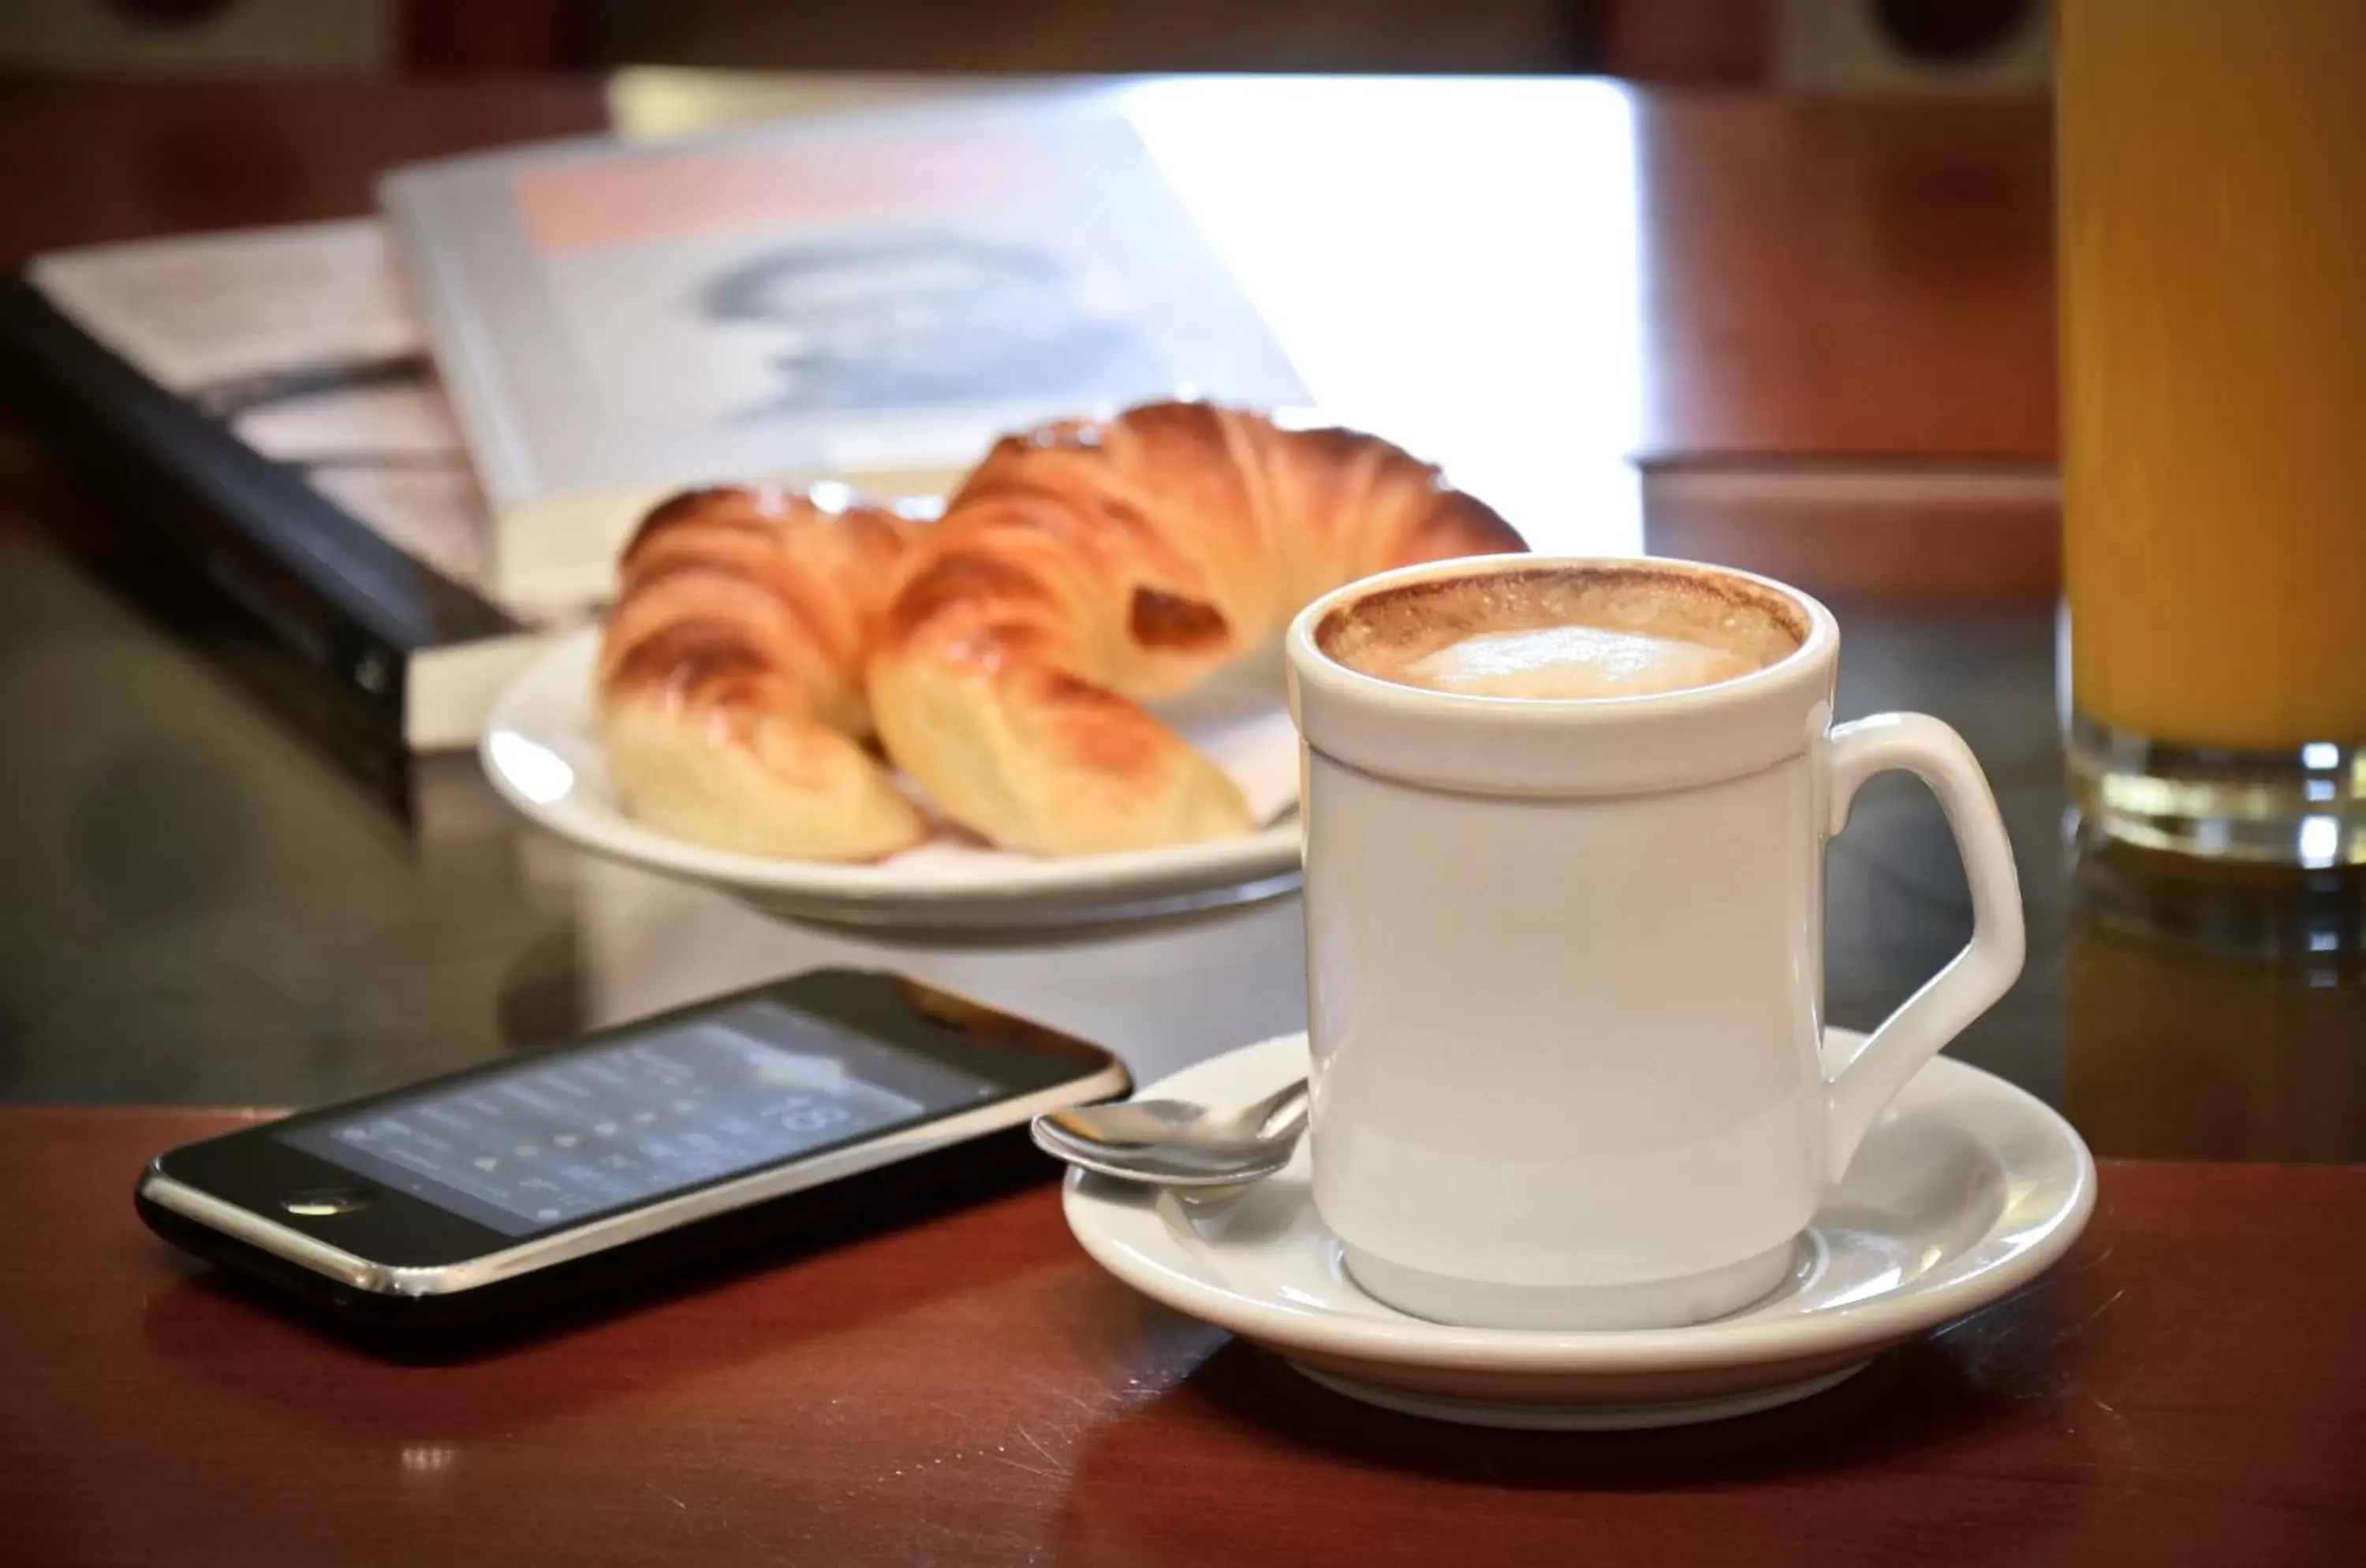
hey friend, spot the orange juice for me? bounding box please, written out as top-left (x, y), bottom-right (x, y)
top-left (2058, 0), bottom-right (2366, 861)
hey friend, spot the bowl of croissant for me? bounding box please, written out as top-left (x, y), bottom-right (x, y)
top-left (482, 400), bottom-right (1524, 928)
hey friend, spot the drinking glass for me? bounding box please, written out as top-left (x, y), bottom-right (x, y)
top-left (2057, 0), bottom-right (2366, 864)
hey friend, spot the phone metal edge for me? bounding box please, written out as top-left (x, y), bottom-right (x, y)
top-left (136, 1062), bottom-right (1129, 1298)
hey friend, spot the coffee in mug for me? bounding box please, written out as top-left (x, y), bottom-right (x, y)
top-left (1319, 563), bottom-right (1803, 700)
top-left (1284, 557), bottom-right (2025, 1332)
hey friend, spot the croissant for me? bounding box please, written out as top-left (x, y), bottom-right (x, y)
top-left (596, 484), bottom-right (925, 861)
top-left (867, 401), bottom-right (1525, 856)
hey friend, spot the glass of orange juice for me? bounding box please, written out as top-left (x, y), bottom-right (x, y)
top-left (2057, 0), bottom-right (2366, 866)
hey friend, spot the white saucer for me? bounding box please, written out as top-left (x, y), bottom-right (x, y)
top-left (1062, 1030), bottom-right (2096, 1430)
top-left (481, 629), bottom-right (1301, 929)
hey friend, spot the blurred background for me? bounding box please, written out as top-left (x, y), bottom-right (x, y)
top-left (7, 0), bottom-right (2358, 1166)
top-left (0, 0), bottom-right (2050, 91)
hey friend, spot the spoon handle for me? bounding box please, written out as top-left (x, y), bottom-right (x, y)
top-left (1260, 1080), bottom-right (1311, 1142)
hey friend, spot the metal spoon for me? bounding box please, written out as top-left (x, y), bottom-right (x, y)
top-left (1031, 1077), bottom-right (1310, 1187)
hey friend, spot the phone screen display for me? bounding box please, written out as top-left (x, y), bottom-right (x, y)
top-left (279, 1000), bottom-right (1001, 1235)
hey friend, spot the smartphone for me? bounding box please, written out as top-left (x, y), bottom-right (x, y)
top-left (136, 969), bottom-right (1128, 1337)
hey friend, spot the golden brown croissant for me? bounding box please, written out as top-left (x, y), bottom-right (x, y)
top-left (596, 484), bottom-right (925, 861)
top-left (867, 401), bottom-right (1525, 855)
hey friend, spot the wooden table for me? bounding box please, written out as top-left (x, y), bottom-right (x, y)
top-left (2, 73), bottom-right (2360, 1567)
top-left (7, 1109), bottom-right (2361, 1567)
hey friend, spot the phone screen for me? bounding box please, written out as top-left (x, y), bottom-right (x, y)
top-left (279, 999), bottom-right (1002, 1236)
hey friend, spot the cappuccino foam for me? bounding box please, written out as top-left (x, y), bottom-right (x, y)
top-left (1319, 566), bottom-right (1806, 700)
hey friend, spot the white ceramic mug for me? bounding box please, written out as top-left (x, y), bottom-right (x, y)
top-left (1284, 556), bottom-right (2025, 1331)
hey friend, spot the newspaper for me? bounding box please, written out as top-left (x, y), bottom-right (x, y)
top-left (28, 219), bottom-right (568, 622)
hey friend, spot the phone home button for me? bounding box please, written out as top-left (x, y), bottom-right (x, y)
top-left (282, 1186), bottom-right (374, 1218)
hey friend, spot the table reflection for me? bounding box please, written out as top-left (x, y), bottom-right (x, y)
top-left (567, 856), bottom-right (1308, 1094)
top-left (2065, 834), bottom-right (2366, 1163)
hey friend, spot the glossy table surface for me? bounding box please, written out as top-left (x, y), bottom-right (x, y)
top-left (8, 1111), bottom-right (2363, 1568)
top-left (0, 72), bottom-right (2360, 1568)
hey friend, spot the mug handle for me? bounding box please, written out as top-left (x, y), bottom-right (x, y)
top-left (1820, 713), bottom-right (2026, 1179)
